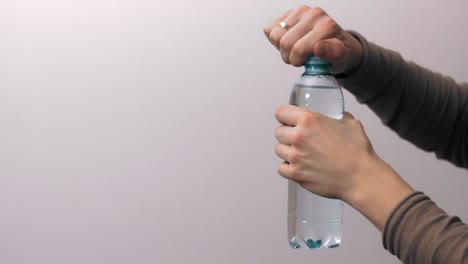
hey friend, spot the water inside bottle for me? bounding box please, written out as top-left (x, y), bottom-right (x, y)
top-left (289, 182), bottom-right (342, 249)
top-left (288, 82), bottom-right (344, 250)
top-left (292, 84), bottom-right (344, 119)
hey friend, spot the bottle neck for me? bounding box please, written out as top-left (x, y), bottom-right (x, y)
top-left (304, 65), bottom-right (330, 76)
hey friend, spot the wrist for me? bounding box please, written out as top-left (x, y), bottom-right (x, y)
top-left (334, 30), bottom-right (364, 78)
top-left (343, 155), bottom-right (414, 231)
top-left (344, 31), bottom-right (364, 75)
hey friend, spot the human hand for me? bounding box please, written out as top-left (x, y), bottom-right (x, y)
top-left (274, 105), bottom-right (414, 230)
top-left (274, 105), bottom-right (374, 201)
top-left (264, 5), bottom-right (363, 74)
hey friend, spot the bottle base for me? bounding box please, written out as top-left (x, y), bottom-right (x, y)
top-left (289, 236), bottom-right (341, 250)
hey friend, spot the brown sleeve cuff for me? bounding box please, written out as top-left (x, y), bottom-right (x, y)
top-left (382, 191), bottom-right (426, 254)
top-left (382, 191), bottom-right (468, 263)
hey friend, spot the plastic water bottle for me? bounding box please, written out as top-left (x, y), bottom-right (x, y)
top-left (288, 55), bottom-right (344, 250)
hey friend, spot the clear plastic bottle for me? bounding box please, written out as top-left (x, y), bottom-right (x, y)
top-left (288, 56), bottom-right (344, 250)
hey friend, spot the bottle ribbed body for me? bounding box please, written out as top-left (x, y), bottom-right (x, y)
top-left (287, 72), bottom-right (344, 250)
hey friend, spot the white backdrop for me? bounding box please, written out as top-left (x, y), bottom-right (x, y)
top-left (1, 0), bottom-right (467, 263)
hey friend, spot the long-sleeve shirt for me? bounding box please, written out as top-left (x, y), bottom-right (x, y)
top-left (337, 31), bottom-right (468, 263)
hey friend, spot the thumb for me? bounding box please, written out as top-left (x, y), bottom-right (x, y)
top-left (313, 38), bottom-right (347, 73)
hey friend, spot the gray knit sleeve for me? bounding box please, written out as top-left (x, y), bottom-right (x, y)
top-left (337, 31), bottom-right (468, 168)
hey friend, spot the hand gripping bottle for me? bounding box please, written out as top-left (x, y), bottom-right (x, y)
top-left (288, 55), bottom-right (344, 250)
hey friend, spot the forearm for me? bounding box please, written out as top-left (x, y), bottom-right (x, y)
top-left (343, 154), bottom-right (468, 263)
top-left (337, 31), bottom-right (468, 168)
top-left (343, 155), bottom-right (414, 231)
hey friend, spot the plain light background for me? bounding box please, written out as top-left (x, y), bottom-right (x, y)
top-left (1, 0), bottom-right (467, 263)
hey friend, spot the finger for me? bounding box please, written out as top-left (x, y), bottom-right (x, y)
top-left (278, 161), bottom-right (294, 179)
top-left (264, 9), bottom-right (294, 50)
top-left (274, 105), bottom-right (304, 126)
top-left (288, 17), bottom-right (343, 67)
top-left (287, 27), bottom-right (321, 67)
top-left (275, 6), bottom-right (314, 63)
top-left (275, 143), bottom-right (293, 163)
top-left (275, 125), bottom-right (294, 145)
top-left (314, 38), bottom-right (346, 61)
top-left (263, 9), bottom-right (293, 37)
top-left (313, 38), bottom-right (347, 73)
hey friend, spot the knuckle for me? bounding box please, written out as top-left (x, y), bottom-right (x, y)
top-left (279, 37), bottom-right (293, 53)
top-left (288, 166), bottom-right (301, 181)
top-left (278, 163), bottom-right (289, 178)
top-left (321, 16), bottom-right (340, 34)
top-left (278, 166), bottom-right (286, 178)
top-left (353, 119), bottom-right (365, 129)
top-left (347, 117), bottom-right (360, 126)
top-left (290, 60), bottom-right (303, 68)
top-left (306, 6), bottom-right (326, 18)
top-left (290, 130), bottom-right (305, 145)
top-left (281, 52), bottom-right (290, 65)
top-left (291, 43), bottom-right (308, 65)
top-left (269, 29), bottom-right (282, 45)
top-left (300, 111), bottom-right (318, 125)
top-left (263, 26), bottom-right (270, 36)
top-left (352, 119), bottom-right (362, 126)
top-left (274, 143), bottom-right (282, 156)
top-left (274, 105), bottom-right (286, 118)
top-left (274, 126), bottom-right (281, 138)
top-left (296, 5), bottom-right (311, 14)
top-left (291, 43), bottom-right (306, 55)
top-left (288, 149), bottom-right (302, 164)
top-left (321, 15), bottom-right (336, 27)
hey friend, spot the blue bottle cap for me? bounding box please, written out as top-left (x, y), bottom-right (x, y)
top-left (304, 55), bottom-right (331, 66)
